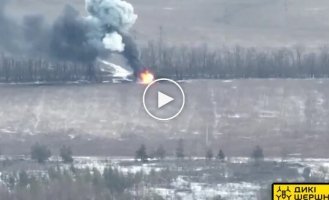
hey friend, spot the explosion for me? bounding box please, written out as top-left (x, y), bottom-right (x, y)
top-left (0, 0), bottom-right (144, 79)
top-left (139, 70), bottom-right (154, 84)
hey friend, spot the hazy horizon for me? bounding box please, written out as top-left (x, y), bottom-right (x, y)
top-left (6, 0), bottom-right (329, 48)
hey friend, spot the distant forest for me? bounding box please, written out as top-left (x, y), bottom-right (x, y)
top-left (1, 42), bottom-right (329, 83)
top-left (0, 54), bottom-right (97, 83)
top-left (143, 43), bottom-right (329, 79)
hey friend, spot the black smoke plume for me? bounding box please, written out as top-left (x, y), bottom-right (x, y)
top-left (121, 34), bottom-right (143, 77)
top-left (0, 0), bottom-right (142, 76)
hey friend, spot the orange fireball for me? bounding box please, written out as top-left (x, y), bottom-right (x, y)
top-left (139, 70), bottom-right (154, 84)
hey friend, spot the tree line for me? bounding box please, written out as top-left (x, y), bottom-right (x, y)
top-left (0, 54), bottom-right (97, 83)
top-left (141, 42), bottom-right (329, 79)
top-left (0, 142), bottom-right (272, 200)
top-left (135, 139), bottom-right (264, 164)
top-left (0, 165), bottom-right (151, 200)
top-left (6, 140), bottom-right (263, 165)
top-left (1, 44), bottom-right (329, 83)
top-left (30, 143), bottom-right (73, 164)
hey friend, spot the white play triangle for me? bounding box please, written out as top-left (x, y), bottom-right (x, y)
top-left (158, 91), bottom-right (174, 108)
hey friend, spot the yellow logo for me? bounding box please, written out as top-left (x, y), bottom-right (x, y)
top-left (273, 183), bottom-right (329, 200)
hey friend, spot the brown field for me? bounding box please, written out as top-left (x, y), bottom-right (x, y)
top-left (0, 79), bottom-right (329, 157)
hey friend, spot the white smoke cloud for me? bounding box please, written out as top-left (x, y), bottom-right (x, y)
top-left (85, 0), bottom-right (138, 55)
top-left (86, 0), bottom-right (138, 32)
top-left (102, 32), bottom-right (125, 52)
top-left (0, 0), bottom-right (142, 74)
top-left (84, 0), bottom-right (142, 75)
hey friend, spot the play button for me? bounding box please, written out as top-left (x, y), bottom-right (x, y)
top-left (158, 91), bottom-right (174, 108)
top-left (143, 78), bottom-right (185, 121)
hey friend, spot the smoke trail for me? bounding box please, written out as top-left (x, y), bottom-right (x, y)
top-left (22, 15), bottom-right (48, 55)
top-left (0, 0), bottom-right (22, 54)
top-left (50, 5), bottom-right (101, 63)
top-left (121, 33), bottom-right (143, 77)
top-left (0, 0), bottom-right (143, 76)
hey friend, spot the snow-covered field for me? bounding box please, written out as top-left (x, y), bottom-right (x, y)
top-left (2, 156), bottom-right (327, 200)
top-left (1, 79), bottom-right (329, 156)
top-left (71, 156), bottom-right (329, 200)
top-left (152, 181), bottom-right (261, 200)
top-left (1, 79), bottom-right (329, 199)
top-left (81, 156), bottom-right (329, 199)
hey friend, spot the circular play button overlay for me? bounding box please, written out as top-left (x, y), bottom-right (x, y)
top-left (143, 78), bottom-right (185, 121)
